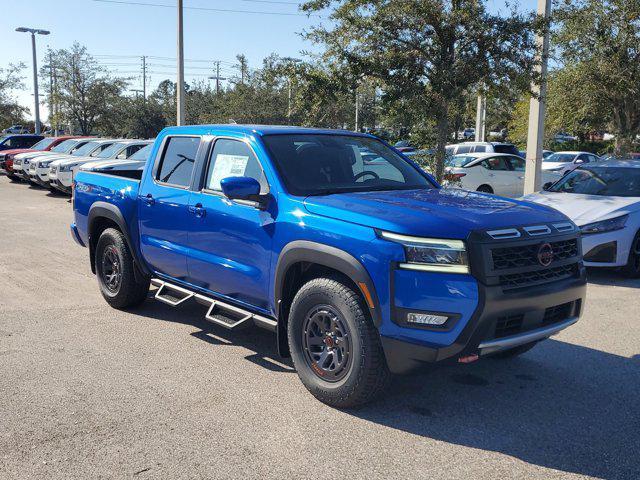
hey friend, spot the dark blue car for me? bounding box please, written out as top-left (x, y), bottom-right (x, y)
top-left (71, 125), bottom-right (586, 407)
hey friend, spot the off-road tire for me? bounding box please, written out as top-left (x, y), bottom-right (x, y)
top-left (489, 341), bottom-right (538, 359)
top-left (288, 276), bottom-right (390, 408)
top-left (95, 228), bottom-right (149, 309)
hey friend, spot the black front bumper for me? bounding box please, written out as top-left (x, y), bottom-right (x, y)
top-left (381, 266), bottom-right (587, 374)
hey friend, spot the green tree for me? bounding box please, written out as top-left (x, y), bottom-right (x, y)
top-left (0, 63), bottom-right (28, 128)
top-left (554, 0), bottom-right (640, 153)
top-left (302, 0), bottom-right (538, 180)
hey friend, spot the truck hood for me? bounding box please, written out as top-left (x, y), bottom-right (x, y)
top-left (521, 192), bottom-right (640, 226)
top-left (303, 188), bottom-right (569, 239)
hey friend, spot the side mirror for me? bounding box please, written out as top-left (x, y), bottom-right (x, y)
top-left (543, 182), bottom-right (553, 191)
top-left (574, 158), bottom-right (584, 164)
top-left (220, 176), bottom-right (263, 203)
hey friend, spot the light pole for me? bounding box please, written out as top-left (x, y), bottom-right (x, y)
top-left (176, 0), bottom-right (185, 125)
top-left (524, 0), bottom-right (551, 194)
top-left (282, 57), bottom-right (301, 122)
top-left (16, 27), bottom-right (50, 135)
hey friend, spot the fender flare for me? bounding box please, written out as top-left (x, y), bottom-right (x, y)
top-left (273, 240), bottom-right (382, 327)
top-left (87, 202), bottom-right (150, 278)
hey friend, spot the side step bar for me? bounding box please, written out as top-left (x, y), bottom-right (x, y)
top-left (151, 279), bottom-right (277, 332)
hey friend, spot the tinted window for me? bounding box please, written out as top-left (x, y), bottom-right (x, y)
top-left (545, 153), bottom-right (576, 163)
top-left (456, 145), bottom-right (472, 154)
top-left (482, 157), bottom-right (510, 171)
top-left (474, 145), bottom-right (487, 152)
top-left (205, 139), bottom-right (267, 193)
top-left (72, 141), bottom-right (101, 156)
top-left (129, 144), bottom-right (152, 161)
top-left (508, 156), bottom-right (526, 171)
top-left (549, 167), bottom-right (640, 197)
top-left (124, 144), bottom-right (145, 158)
top-left (447, 155), bottom-right (476, 167)
top-left (262, 134), bottom-right (432, 196)
top-left (97, 142), bottom-right (126, 159)
top-left (91, 142), bottom-right (114, 157)
top-left (493, 144), bottom-right (519, 155)
top-left (156, 136), bottom-right (199, 187)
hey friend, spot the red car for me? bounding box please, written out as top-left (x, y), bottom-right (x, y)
top-left (1, 136), bottom-right (84, 177)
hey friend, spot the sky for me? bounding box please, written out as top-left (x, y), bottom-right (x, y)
top-left (1, 0), bottom-right (538, 122)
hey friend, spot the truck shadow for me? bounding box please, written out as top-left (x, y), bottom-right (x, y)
top-left (351, 340), bottom-right (640, 479)
top-left (587, 267), bottom-right (640, 288)
top-left (131, 297), bottom-right (295, 374)
top-left (129, 296), bottom-right (639, 478)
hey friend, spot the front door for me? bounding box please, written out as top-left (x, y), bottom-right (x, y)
top-left (186, 137), bottom-right (274, 311)
top-left (138, 135), bottom-right (201, 280)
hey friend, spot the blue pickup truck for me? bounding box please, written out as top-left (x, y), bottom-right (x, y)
top-left (71, 125), bottom-right (586, 407)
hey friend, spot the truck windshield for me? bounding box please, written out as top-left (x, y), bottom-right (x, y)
top-left (261, 134), bottom-right (433, 196)
top-left (51, 139), bottom-right (79, 153)
top-left (31, 138), bottom-right (57, 150)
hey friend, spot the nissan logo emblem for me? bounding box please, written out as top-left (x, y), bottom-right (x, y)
top-left (537, 243), bottom-right (554, 267)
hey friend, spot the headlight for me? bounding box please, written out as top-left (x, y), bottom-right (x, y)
top-left (378, 231), bottom-right (469, 273)
top-left (580, 215), bottom-right (628, 235)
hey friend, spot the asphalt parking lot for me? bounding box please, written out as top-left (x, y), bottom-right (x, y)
top-left (0, 175), bottom-right (638, 480)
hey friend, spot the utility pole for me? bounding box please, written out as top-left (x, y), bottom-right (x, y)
top-left (52, 65), bottom-right (58, 135)
top-left (354, 88), bottom-right (359, 132)
top-left (524, 0), bottom-right (552, 194)
top-left (141, 55), bottom-right (147, 102)
top-left (208, 62), bottom-right (227, 95)
top-left (475, 92), bottom-right (486, 142)
top-left (176, 0), bottom-right (185, 125)
top-left (16, 27), bottom-right (50, 134)
top-left (48, 62), bottom-right (54, 134)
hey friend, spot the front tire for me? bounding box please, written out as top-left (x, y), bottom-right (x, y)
top-left (287, 277), bottom-right (390, 408)
top-left (95, 228), bottom-right (149, 309)
top-left (477, 184), bottom-right (493, 194)
top-left (621, 230), bottom-right (640, 278)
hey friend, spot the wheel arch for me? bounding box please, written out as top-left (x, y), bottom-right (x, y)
top-left (87, 202), bottom-right (149, 279)
top-left (274, 241), bottom-right (382, 356)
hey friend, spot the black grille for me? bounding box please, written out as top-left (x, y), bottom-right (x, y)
top-left (500, 263), bottom-right (578, 291)
top-left (492, 239), bottom-right (578, 270)
top-left (543, 302), bottom-right (574, 325)
top-left (495, 314), bottom-right (524, 338)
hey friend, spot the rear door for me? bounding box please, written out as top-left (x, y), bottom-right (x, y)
top-left (505, 155), bottom-right (526, 196)
top-left (184, 137), bottom-right (273, 311)
top-left (137, 136), bottom-right (201, 280)
top-left (480, 156), bottom-right (516, 196)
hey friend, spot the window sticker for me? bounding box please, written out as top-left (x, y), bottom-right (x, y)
top-left (208, 154), bottom-right (249, 190)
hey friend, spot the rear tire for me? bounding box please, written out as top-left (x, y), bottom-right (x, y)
top-left (621, 230), bottom-right (640, 278)
top-left (489, 341), bottom-right (537, 359)
top-left (477, 184), bottom-right (493, 194)
top-left (287, 276), bottom-right (390, 408)
top-left (95, 228), bottom-right (149, 309)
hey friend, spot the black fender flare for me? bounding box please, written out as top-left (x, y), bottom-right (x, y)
top-left (87, 202), bottom-right (150, 278)
top-left (274, 240), bottom-right (382, 327)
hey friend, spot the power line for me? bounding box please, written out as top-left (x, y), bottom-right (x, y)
top-left (92, 0), bottom-right (322, 17)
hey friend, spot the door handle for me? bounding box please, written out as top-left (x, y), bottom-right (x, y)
top-left (518, 176), bottom-right (525, 179)
top-left (188, 203), bottom-right (206, 218)
top-left (488, 173), bottom-right (495, 177)
top-left (143, 194), bottom-right (154, 206)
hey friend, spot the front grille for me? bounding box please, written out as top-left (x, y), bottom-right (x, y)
top-left (495, 314), bottom-right (524, 338)
top-left (500, 263), bottom-right (578, 291)
top-left (492, 239), bottom-right (578, 270)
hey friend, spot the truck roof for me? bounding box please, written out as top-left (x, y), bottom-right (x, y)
top-left (160, 124), bottom-right (372, 137)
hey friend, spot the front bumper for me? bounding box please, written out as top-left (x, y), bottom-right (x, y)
top-left (381, 270), bottom-right (586, 373)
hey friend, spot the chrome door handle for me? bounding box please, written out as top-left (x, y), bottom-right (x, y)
top-left (143, 194), bottom-right (154, 206)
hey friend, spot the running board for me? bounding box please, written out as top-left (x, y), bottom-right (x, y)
top-left (151, 279), bottom-right (277, 332)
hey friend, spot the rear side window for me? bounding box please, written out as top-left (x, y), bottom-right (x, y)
top-left (156, 136), bottom-right (200, 187)
top-left (493, 144), bottom-right (520, 155)
top-left (456, 145), bottom-right (472, 154)
top-left (482, 157), bottom-right (510, 171)
top-left (473, 145), bottom-right (487, 152)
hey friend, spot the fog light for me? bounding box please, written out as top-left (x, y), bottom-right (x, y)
top-left (407, 313), bottom-right (448, 326)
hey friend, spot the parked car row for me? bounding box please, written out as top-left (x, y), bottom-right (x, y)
top-left (1, 135), bottom-right (152, 194)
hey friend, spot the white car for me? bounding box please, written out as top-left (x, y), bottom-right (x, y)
top-left (523, 161), bottom-right (640, 277)
top-left (542, 151), bottom-right (600, 176)
top-left (49, 139), bottom-right (119, 193)
top-left (444, 152), bottom-right (561, 197)
top-left (15, 138), bottom-right (95, 183)
top-left (79, 143), bottom-right (153, 174)
top-left (445, 141), bottom-right (521, 156)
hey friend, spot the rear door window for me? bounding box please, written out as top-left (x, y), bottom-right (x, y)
top-left (456, 145), bottom-right (472, 154)
top-left (156, 136), bottom-right (200, 187)
top-left (493, 144), bottom-right (520, 155)
top-left (482, 157), bottom-right (510, 170)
